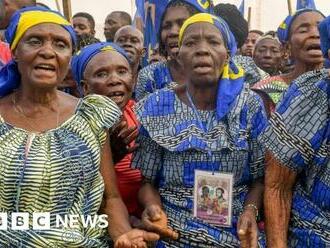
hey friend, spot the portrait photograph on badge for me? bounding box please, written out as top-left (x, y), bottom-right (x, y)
top-left (193, 170), bottom-right (233, 227)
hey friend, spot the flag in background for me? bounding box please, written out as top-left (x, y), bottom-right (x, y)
top-left (296, 0), bottom-right (316, 10)
top-left (135, 0), bottom-right (168, 66)
top-left (239, 0), bottom-right (245, 16)
top-left (135, 0), bottom-right (214, 66)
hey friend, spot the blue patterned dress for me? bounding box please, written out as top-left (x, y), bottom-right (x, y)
top-left (260, 70), bottom-right (330, 247)
top-left (0, 95), bottom-right (121, 247)
top-left (132, 85), bottom-right (267, 247)
top-left (135, 56), bottom-right (268, 102)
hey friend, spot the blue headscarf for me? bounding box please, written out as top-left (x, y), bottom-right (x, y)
top-left (178, 13), bottom-right (244, 121)
top-left (0, 6), bottom-right (76, 97)
top-left (179, 0), bottom-right (213, 14)
top-left (319, 15), bottom-right (330, 59)
top-left (71, 42), bottom-right (130, 92)
top-left (277, 8), bottom-right (325, 44)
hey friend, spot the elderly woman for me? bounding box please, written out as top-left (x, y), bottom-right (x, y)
top-left (262, 15), bottom-right (330, 248)
top-left (70, 42), bottom-right (146, 218)
top-left (133, 13), bottom-right (268, 247)
top-left (252, 9), bottom-right (325, 114)
top-left (0, 7), bottom-right (158, 247)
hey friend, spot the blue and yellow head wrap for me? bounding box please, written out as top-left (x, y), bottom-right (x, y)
top-left (179, 0), bottom-right (213, 14)
top-left (277, 8), bottom-right (325, 44)
top-left (319, 15), bottom-right (330, 59)
top-left (71, 42), bottom-right (130, 91)
top-left (0, 6), bottom-right (76, 97)
top-left (178, 13), bottom-right (245, 121)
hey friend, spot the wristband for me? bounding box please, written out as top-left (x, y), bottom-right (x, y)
top-left (244, 204), bottom-right (259, 220)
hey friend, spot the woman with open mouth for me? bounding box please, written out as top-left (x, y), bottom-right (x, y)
top-left (0, 7), bottom-right (158, 248)
top-left (262, 15), bottom-right (330, 248)
top-left (132, 13), bottom-right (268, 247)
top-left (252, 8), bottom-right (325, 115)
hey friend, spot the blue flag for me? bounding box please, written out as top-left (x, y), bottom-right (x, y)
top-left (135, 0), bottom-right (169, 66)
top-left (296, 0), bottom-right (316, 10)
top-left (239, 0), bottom-right (245, 16)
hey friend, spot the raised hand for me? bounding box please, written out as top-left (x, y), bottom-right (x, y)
top-left (110, 117), bottom-right (139, 163)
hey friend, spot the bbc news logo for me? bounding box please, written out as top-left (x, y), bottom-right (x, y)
top-left (0, 213), bottom-right (108, 230)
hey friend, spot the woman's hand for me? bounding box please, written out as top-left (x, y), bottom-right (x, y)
top-left (110, 118), bottom-right (139, 163)
top-left (114, 229), bottom-right (160, 248)
top-left (134, 204), bottom-right (179, 240)
top-left (237, 208), bottom-right (258, 248)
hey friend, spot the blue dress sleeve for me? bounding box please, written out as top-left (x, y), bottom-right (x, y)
top-left (260, 71), bottom-right (329, 172)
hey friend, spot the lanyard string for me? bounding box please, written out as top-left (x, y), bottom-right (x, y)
top-left (185, 88), bottom-right (216, 173)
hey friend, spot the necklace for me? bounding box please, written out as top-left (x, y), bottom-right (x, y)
top-left (12, 91), bottom-right (60, 132)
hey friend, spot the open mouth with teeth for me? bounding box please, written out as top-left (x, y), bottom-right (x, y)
top-left (35, 64), bottom-right (56, 71)
top-left (108, 91), bottom-right (126, 104)
top-left (306, 44), bottom-right (321, 52)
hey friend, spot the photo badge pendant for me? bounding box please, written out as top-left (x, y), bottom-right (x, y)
top-left (193, 170), bottom-right (233, 227)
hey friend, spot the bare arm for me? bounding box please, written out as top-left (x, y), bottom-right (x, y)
top-left (99, 132), bottom-right (132, 241)
top-left (138, 181), bottom-right (162, 208)
top-left (264, 151), bottom-right (297, 248)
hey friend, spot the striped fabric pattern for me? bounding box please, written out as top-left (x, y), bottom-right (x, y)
top-left (0, 94), bottom-right (121, 247)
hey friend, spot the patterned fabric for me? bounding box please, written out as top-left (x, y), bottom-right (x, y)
top-left (0, 95), bottom-right (121, 247)
top-left (132, 87), bottom-right (267, 247)
top-left (252, 75), bottom-right (289, 115)
top-left (135, 56), bottom-right (268, 101)
top-left (260, 71), bottom-right (330, 247)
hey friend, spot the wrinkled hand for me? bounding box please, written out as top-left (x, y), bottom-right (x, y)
top-left (133, 204), bottom-right (179, 240)
top-left (114, 229), bottom-right (159, 248)
top-left (237, 208), bottom-right (258, 248)
top-left (110, 118), bottom-right (139, 163)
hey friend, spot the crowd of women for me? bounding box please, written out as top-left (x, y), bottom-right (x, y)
top-left (0, 0), bottom-right (328, 247)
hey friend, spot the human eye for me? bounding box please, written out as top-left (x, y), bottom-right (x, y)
top-left (209, 39), bottom-right (221, 46)
top-left (183, 39), bottom-right (194, 47)
top-left (162, 22), bottom-right (171, 30)
top-left (96, 71), bottom-right (109, 78)
top-left (131, 38), bottom-right (139, 43)
top-left (26, 37), bottom-right (42, 47)
top-left (54, 39), bottom-right (70, 50)
top-left (118, 68), bottom-right (128, 75)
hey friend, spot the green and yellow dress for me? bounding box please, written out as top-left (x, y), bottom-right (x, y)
top-left (0, 95), bottom-right (121, 248)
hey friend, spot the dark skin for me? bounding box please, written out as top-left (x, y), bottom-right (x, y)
top-left (160, 6), bottom-right (191, 85)
top-left (0, 23), bottom-right (157, 248)
top-left (253, 38), bottom-right (282, 76)
top-left (114, 25), bottom-right (145, 87)
top-left (72, 16), bottom-right (95, 37)
top-left (83, 51), bottom-right (138, 164)
top-left (240, 32), bottom-right (262, 57)
top-left (281, 11), bottom-right (324, 84)
top-left (104, 12), bottom-right (129, 42)
top-left (0, 0), bottom-right (36, 29)
top-left (137, 22), bottom-right (264, 247)
top-left (264, 151), bottom-right (296, 248)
